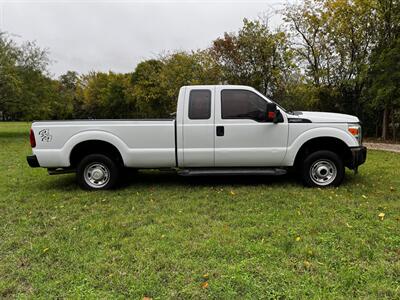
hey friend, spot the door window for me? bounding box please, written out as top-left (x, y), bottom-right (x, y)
top-left (188, 90), bottom-right (211, 120)
top-left (221, 90), bottom-right (267, 121)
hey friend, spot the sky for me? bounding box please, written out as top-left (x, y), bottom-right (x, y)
top-left (0, 0), bottom-right (287, 77)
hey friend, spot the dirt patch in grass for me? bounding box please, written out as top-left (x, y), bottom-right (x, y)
top-left (364, 142), bottom-right (400, 153)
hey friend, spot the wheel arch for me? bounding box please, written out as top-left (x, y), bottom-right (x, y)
top-left (70, 140), bottom-right (124, 168)
top-left (283, 126), bottom-right (357, 166)
top-left (293, 136), bottom-right (353, 169)
top-left (61, 130), bottom-right (128, 167)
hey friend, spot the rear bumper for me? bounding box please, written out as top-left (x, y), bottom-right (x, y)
top-left (349, 146), bottom-right (367, 169)
top-left (27, 155), bottom-right (40, 168)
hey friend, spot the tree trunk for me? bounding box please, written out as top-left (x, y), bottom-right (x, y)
top-left (382, 105), bottom-right (389, 140)
top-left (375, 112), bottom-right (380, 138)
top-left (392, 108), bottom-right (396, 142)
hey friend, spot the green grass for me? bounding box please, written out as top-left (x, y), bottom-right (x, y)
top-left (1, 122), bottom-right (399, 299)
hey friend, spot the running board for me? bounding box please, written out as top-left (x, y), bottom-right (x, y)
top-left (47, 168), bottom-right (75, 175)
top-left (178, 168), bottom-right (287, 177)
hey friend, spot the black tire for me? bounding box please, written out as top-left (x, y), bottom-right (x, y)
top-left (77, 154), bottom-right (120, 190)
top-left (301, 150), bottom-right (344, 187)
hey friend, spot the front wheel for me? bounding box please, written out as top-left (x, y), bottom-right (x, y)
top-left (301, 150), bottom-right (344, 187)
top-left (77, 154), bottom-right (120, 190)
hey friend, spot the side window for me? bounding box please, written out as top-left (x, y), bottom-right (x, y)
top-left (188, 90), bottom-right (211, 120)
top-left (221, 90), bottom-right (267, 121)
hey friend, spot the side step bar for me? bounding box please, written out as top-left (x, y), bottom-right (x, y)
top-left (47, 168), bottom-right (75, 175)
top-left (178, 168), bottom-right (287, 177)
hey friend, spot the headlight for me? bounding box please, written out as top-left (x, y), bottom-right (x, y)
top-left (348, 124), bottom-right (362, 144)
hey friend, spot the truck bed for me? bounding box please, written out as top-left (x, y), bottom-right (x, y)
top-left (31, 119), bottom-right (177, 168)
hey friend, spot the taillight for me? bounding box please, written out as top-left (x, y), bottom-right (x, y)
top-left (30, 129), bottom-right (36, 148)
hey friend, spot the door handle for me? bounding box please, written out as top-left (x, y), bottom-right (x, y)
top-left (216, 126), bottom-right (224, 136)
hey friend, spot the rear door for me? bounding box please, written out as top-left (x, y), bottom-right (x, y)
top-left (181, 87), bottom-right (215, 167)
top-left (214, 87), bottom-right (288, 167)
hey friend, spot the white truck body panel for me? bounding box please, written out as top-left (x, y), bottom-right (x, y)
top-left (297, 111), bottom-right (359, 123)
top-left (30, 85), bottom-right (362, 170)
top-left (180, 86), bottom-right (215, 167)
top-left (32, 120), bottom-right (176, 168)
top-left (213, 86), bottom-right (289, 167)
top-left (283, 124), bottom-right (358, 165)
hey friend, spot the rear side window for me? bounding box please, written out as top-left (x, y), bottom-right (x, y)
top-left (221, 90), bottom-right (267, 120)
top-left (188, 90), bottom-right (211, 120)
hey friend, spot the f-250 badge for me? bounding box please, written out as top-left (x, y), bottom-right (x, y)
top-left (38, 129), bottom-right (52, 142)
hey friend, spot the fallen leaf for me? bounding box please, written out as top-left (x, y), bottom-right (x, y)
top-left (202, 273), bottom-right (209, 279)
top-left (230, 190), bottom-right (236, 196)
top-left (362, 195), bottom-right (367, 199)
top-left (201, 282), bottom-right (209, 289)
top-left (345, 223), bottom-right (353, 228)
top-left (43, 248), bottom-right (49, 253)
top-left (296, 236), bottom-right (301, 242)
top-left (303, 260), bottom-right (311, 268)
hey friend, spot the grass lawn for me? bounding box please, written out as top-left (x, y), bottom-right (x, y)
top-left (1, 122), bottom-right (399, 299)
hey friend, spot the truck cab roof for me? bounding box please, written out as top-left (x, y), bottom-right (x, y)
top-left (182, 85), bottom-right (257, 91)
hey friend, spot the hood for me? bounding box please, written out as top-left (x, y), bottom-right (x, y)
top-left (291, 111), bottom-right (360, 123)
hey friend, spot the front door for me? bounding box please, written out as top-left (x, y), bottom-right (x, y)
top-left (214, 87), bottom-right (288, 167)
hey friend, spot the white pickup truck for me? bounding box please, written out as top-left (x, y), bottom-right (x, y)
top-left (27, 85), bottom-right (366, 190)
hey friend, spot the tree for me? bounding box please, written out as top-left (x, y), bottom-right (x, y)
top-left (80, 71), bottom-right (132, 119)
top-left (0, 32), bottom-right (22, 120)
top-left (283, 0), bottom-right (384, 138)
top-left (0, 32), bottom-right (53, 120)
top-left (159, 51), bottom-right (222, 113)
top-left (131, 59), bottom-right (165, 117)
top-left (284, 0), bottom-right (375, 105)
top-left (210, 19), bottom-right (294, 100)
top-left (367, 0), bottom-right (400, 139)
top-left (51, 71), bottom-right (79, 119)
top-left (367, 37), bottom-right (400, 140)
top-left (131, 52), bottom-right (222, 118)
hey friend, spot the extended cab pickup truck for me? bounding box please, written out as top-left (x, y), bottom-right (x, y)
top-left (27, 85), bottom-right (366, 190)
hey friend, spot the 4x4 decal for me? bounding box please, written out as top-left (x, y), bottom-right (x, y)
top-left (38, 129), bottom-right (52, 142)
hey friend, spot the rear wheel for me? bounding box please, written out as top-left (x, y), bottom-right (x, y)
top-left (77, 154), bottom-right (120, 190)
top-left (301, 150), bottom-right (344, 187)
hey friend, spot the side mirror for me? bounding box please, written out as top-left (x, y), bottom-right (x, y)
top-left (266, 102), bottom-right (277, 123)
